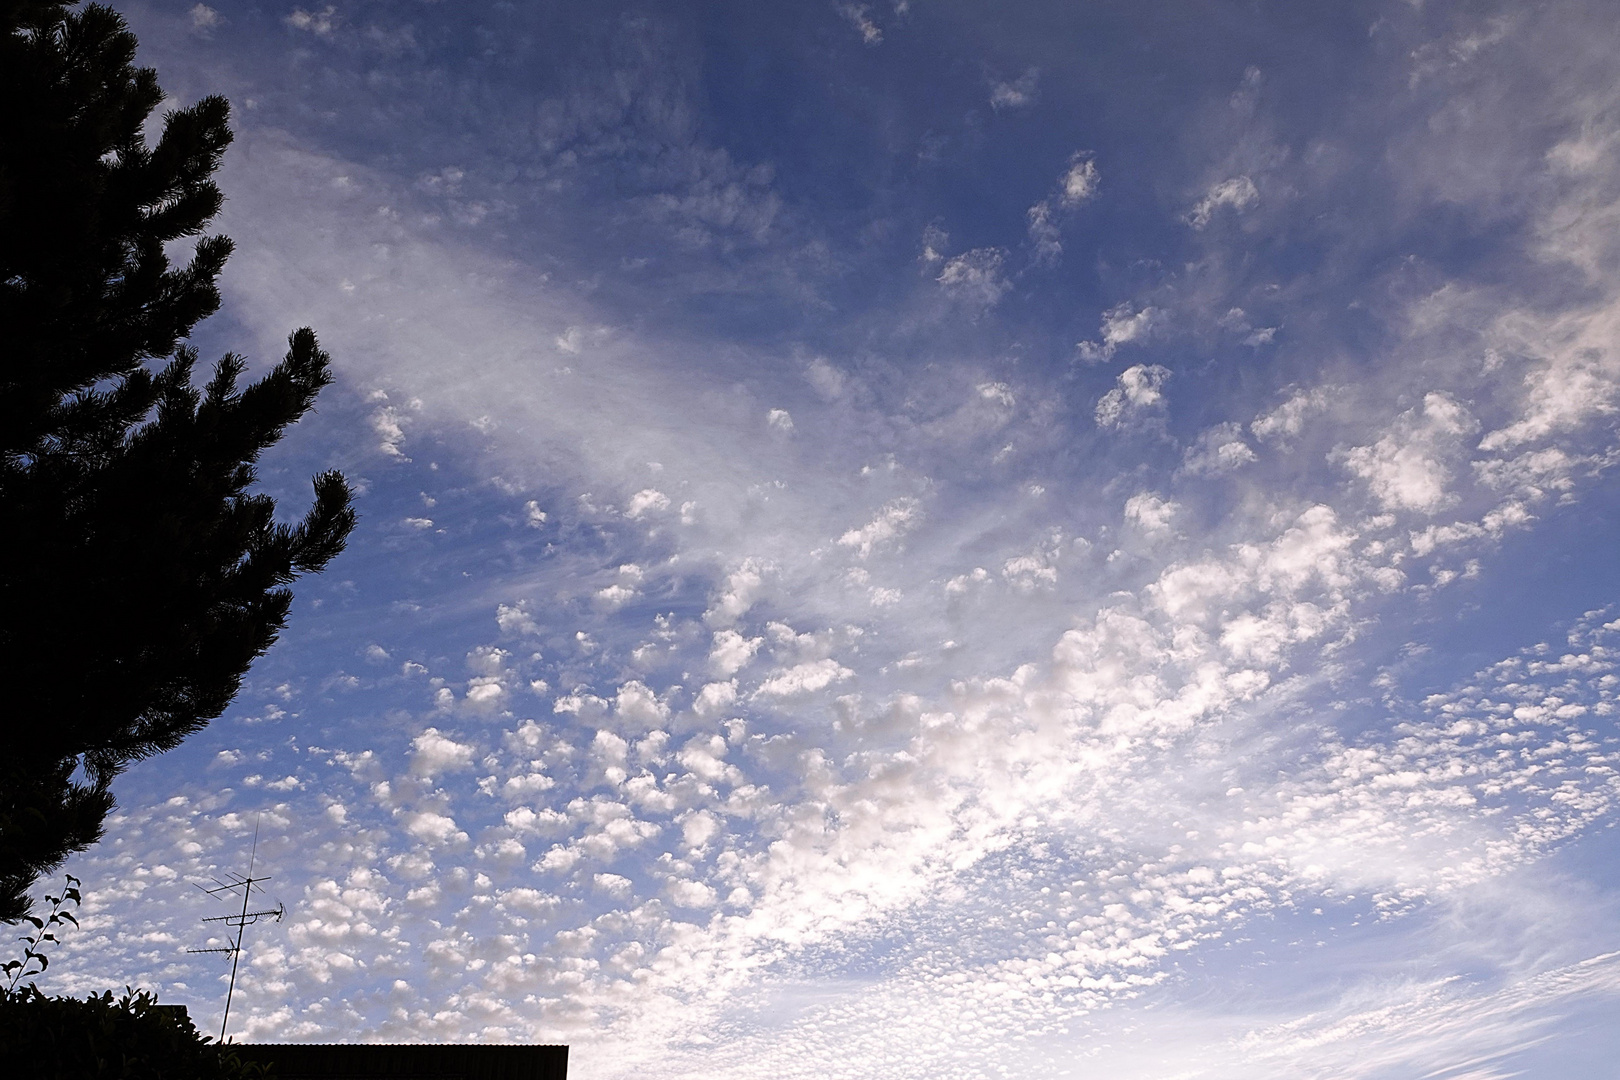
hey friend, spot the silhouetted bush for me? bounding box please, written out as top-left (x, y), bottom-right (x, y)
top-left (0, 986), bottom-right (270, 1079)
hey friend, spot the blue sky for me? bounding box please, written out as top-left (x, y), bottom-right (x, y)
top-left (41, 1), bottom-right (1620, 1076)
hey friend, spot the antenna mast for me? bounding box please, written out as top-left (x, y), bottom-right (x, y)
top-left (187, 817), bottom-right (284, 1042)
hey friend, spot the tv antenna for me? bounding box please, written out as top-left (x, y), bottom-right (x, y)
top-left (187, 816), bottom-right (284, 1042)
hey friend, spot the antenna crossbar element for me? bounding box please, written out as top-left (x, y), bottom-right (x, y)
top-left (203, 905), bottom-right (284, 925)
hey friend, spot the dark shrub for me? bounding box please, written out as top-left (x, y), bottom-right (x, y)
top-left (0, 986), bottom-right (269, 1079)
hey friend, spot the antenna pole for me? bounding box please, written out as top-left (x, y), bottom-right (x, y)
top-left (188, 815), bottom-right (281, 1043)
top-left (218, 816), bottom-right (260, 1042)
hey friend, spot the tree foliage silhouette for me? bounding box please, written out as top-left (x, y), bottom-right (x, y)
top-left (0, 0), bottom-right (356, 922)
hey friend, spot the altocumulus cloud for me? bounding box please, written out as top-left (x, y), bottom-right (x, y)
top-left (43, 2), bottom-right (1620, 1078)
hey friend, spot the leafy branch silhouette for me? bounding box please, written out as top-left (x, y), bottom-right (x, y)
top-left (4, 874), bottom-right (80, 990)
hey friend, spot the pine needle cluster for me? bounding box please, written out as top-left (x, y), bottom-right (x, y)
top-left (0, 1), bottom-right (357, 922)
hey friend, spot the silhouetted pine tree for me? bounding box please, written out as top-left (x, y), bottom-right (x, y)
top-left (0, 0), bottom-right (356, 921)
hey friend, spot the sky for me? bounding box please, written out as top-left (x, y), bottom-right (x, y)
top-left (37, 0), bottom-right (1620, 1076)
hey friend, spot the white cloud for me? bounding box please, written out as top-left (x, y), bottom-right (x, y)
top-left (496, 602), bottom-right (540, 637)
top-left (838, 4), bottom-right (882, 45)
top-left (990, 68), bottom-right (1040, 110)
top-left (190, 4), bottom-right (222, 31)
top-left (1478, 302), bottom-right (1620, 450)
top-left (676, 736), bottom-right (730, 783)
top-left (1124, 492), bottom-right (1179, 535)
top-left (945, 567), bottom-right (990, 595)
top-left (1337, 392), bottom-right (1478, 513)
top-left (805, 358), bottom-right (846, 399)
top-left (614, 680), bottom-right (669, 731)
top-left (468, 645), bottom-right (509, 677)
top-left (286, 5), bottom-right (337, 35)
top-left (1181, 422), bottom-right (1257, 475)
top-left (465, 677), bottom-right (504, 706)
top-left (410, 728), bottom-right (475, 776)
top-left (754, 658), bottom-right (854, 696)
top-left (401, 810), bottom-right (466, 845)
top-left (1186, 175), bottom-right (1259, 228)
top-left (667, 878), bottom-right (718, 908)
top-left (709, 630), bottom-right (763, 677)
top-left (554, 325), bottom-right (611, 354)
top-left (1077, 303), bottom-right (1163, 362)
top-left (1026, 200), bottom-right (1062, 265)
top-left (708, 558), bottom-right (771, 626)
top-left (1251, 388), bottom-right (1328, 443)
top-left (1100, 304), bottom-right (1162, 348)
top-left (1060, 156), bottom-right (1100, 205)
top-left (1001, 552), bottom-right (1056, 591)
top-left (1028, 154), bottom-right (1098, 265)
top-left (626, 488), bottom-right (670, 518)
top-left (692, 680), bottom-right (739, 718)
top-left (597, 583), bottom-right (638, 607)
top-left (1217, 306), bottom-right (1278, 347)
top-left (681, 810), bottom-right (720, 849)
top-left (936, 248), bottom-right (1010, 311)
top-left (1095, 364), bottom-right (1171, 427)
top-left (837, 497), bottom-right (922, 557)
top-left (371, 404), bottom-right (408, 457)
